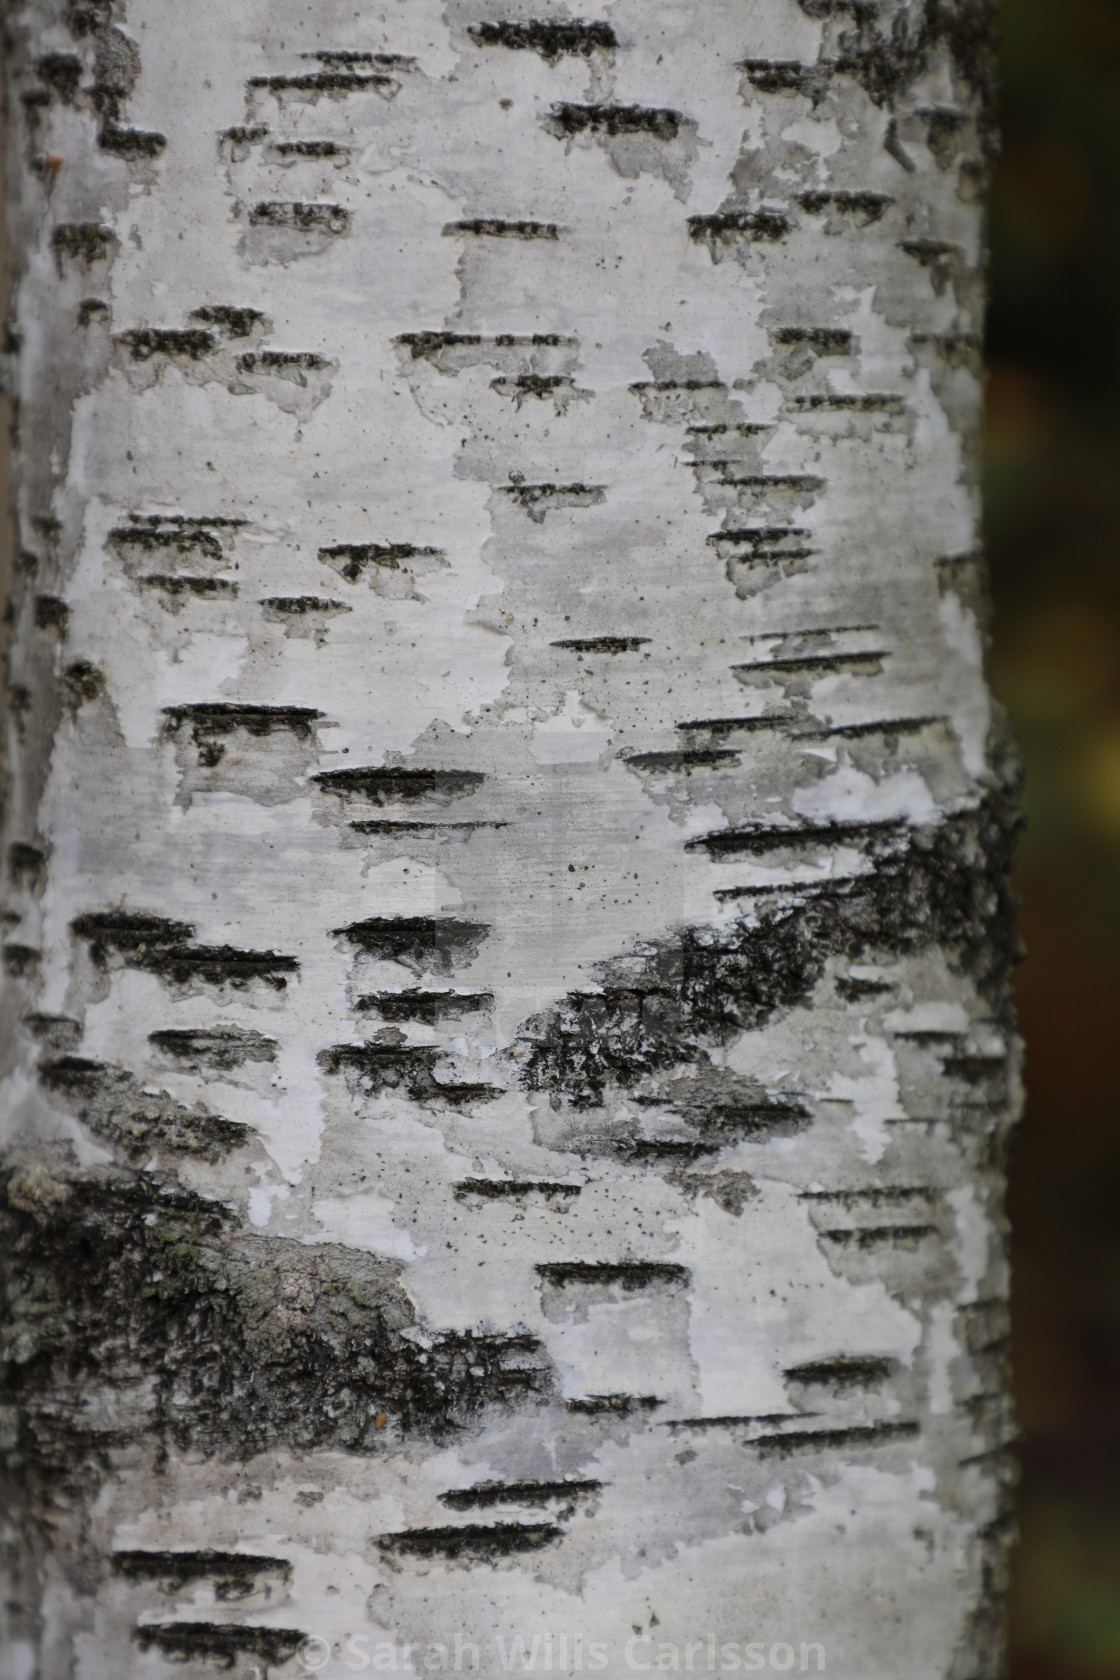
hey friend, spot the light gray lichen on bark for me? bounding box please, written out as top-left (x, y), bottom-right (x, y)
top-left (1, 1), bottom-right (1019, 1677)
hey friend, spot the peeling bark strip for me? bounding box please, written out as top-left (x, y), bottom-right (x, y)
top-left (2, 0), bottom-right (1015, 1676)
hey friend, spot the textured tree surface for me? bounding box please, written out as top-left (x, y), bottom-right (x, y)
top-left (1, 1), bottom-right (1020, 1676)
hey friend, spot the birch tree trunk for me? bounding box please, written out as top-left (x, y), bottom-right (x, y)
top-left (1, 1), bottom-right (1020, 1677)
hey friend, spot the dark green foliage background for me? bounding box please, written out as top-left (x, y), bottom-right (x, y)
top-left (988, 0), bottom-right (1120, 1673)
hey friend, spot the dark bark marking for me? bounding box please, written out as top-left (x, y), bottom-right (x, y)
top-left (709, 475), bottom-right (826, 494)
top-left (309, 51), bottom-right (416, 69)
top-left (662, 1416), bottom-right (806, 1433)
top-left (797, 715), bottom-right (946, 741)
top-left (378, 1523), bottom-right (562, 1561)
top-left (707, 526), bottom-right (812, 549)
top-left (65, 0), bottom-right (112, 38)
top-left (685, 819), bottom-right (903, 858)
top-left (3, 946), bottom-right (41, 978)
top-left (247, 202), bottom-right (351, 234)
top-left (162, 703), bottom-right (323, 741)
top-left (941, 1053), bottom-right (1007, 1080)
top-left (98, 126), bottom-right (166, 158)
top-left (453, 1179), bottom-right (580, 1201)
top-left (674, 715), bottom-right (796, 736)
top-left (668, 1168), bottom-right (759, 1215)
top-left (317, 541), bottom-right (444, 582)
top-left (468, 21), bottom-right (617, 59)
top-left (134, 1625), bottom-right (304, 1667)
top-left (893, 1028), bottom-right (966, 1044)
top-left (738, 59), bottom-right (819, 94)
top-left (51, 223), bottom-right (117, 273)
top-left (490, 376), bottom-right (581, 403)
top-left (112, 1550), bottom-right (292, 1592)
top-left (712, 879), bottom-right (861, 905)
top-left (138, 575), bottom-right (237, 601)
top-left (397, 331), bottom-right (481, 359)
top-left (35, 53), bottom-right (83, 101)
top-left (732, 651), bottom-right (889, 677)
top-left (189, 305), bottom-right (268, 338)
top-left (396, 331), bottom-right (571, 362)
top-left (444, 220), bottom-right (559, 239)
top-left (717, 542), bottom-right (814, 574)
top-left (274, 140), bottom-right (349, 157)
top-left (8, 842), bottom-right (47, 886)
top-left (33, 596), bottom-right (69, 634)
top-left (349, 820), bottom-right (507, 835)
top-left (550, 636), bottom-right (650, 654)
top-left (133, 948), bottom-right (299, 989)
top-left (536, 1261), bottom-right (689, 1290)
top-left (260, 596), bottom-right (349, 615)
top-left (687, 211), bottom-right (790, 248)
top-left (148, 1027), bottom-right (277, 1071)
top-left (899, 238), bottom-right (961, 263)
top-left (787, 394), bottom-right (907, 415)
top-left (114, 327), bottom-right (216, 361)
top-left (687, 422), bottom-right (771, 437)
top-left (72, 911), bottom-right (195, 958)
top-left (897, 240), bottom-right (964, 295)
top-left (315, 767), bottom-right (484, 803)
top-left (909, 331), bottom-right (983, 369)
top-left (686, 1101), bottom-right (811, 1142)
top-left (754, 1422), bottom-right (920, 1457)
top-left (109, 523), bottom-right (227, 560)
top-left (333, 918), bottom-right (490, 972)
top-left (818, 1225), bottom-right (942, 1248)
top-left (565, 1395), bottom-right (661, 1415)
top-left (223, 123), bottom-right (269, 146)
top-left (356, 990), bottom-right (494, 1022)
top-left (247, 72), bottom-right (394, 92)
top-left (799, 1187), bottom-right (941, 1206)
top-left (236, 351), bottom-right (330, 373)
top-left (617, 1139), bottom-right (717, 1162)
top-left (318, 1044), bottom-right (504, 1108)
top-left (439, 1479), bottom-right (600, 1509)
top-left (798, 190), bottom-right (893, 220)
top-left (547, 104), bottom-right (683, 139)
top-left (499, 482), bottom-right (605, 518)
top-left (772, 327), bottom-right (853, 354)
top-left (71, 911), bottom-right (300, 991)
top-left (834, 974), bottom-right (896, 1000)
top-left (62, 662), bottom-right (105, 707)
top-left (783, 1356), bottom-right (898, 1388)
top-left (622, 749), bottom-right (741, 773)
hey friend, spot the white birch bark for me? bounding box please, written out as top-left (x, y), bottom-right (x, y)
top-left (1, 2), bottom-right (1020, 1678)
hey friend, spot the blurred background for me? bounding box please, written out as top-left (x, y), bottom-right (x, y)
top-left (988, 0), bottom-right (1120, 1674)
